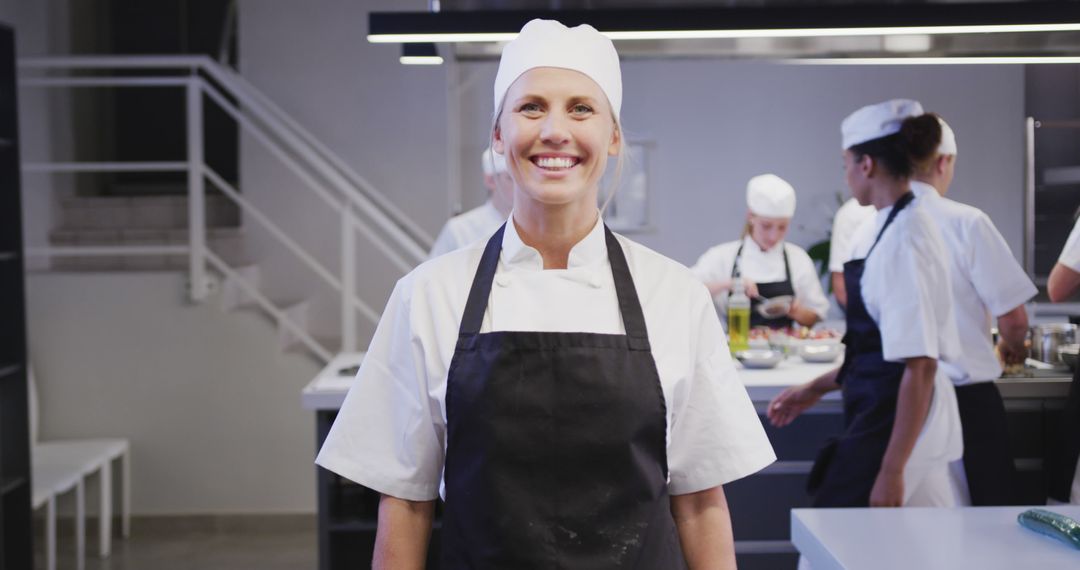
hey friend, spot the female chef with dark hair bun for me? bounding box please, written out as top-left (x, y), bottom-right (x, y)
top-left (316, 19), bottom-right (775, 569)
top-left (768, 99), bottom-right (966, 508)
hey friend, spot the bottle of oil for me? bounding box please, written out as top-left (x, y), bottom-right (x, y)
top-left (728, 277), bottom-right (751, 353)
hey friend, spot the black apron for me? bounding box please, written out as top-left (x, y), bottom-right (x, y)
top-left (1048, 365), bottom-right (1080, 502)
top-left (440, 223), bottom-right (687, 569)
top-left (730, 241), bottom-right (796, 329)
top-left (954, 382), bottom-right (1017, 505)
top-left (807, 192), bottom-right (914, 507)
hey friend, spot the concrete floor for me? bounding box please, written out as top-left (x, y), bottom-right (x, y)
top-left (33, 515), bottom-right (318, 570)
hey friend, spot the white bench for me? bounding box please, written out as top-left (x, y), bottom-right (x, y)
top-left (29, 368), bottom-right (131, 570)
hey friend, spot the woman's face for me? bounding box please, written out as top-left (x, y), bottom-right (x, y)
top-left (494, 67), bottom-right (620, 212)
top-left (842, 149), bottom-right (872, 206)
top-left (748, 214), bottom-right (790, 251)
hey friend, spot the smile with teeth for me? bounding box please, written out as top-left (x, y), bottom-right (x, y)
top-left (532, 156), bottom-right (580, 170)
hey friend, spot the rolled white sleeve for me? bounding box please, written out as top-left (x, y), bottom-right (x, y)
top-left (1059, 218), bottom-right (1080, 272)
top-left (666, 286), bottom-right (775, 494)
top-left (788, 245), bottom-right (830, 319)
top-left (866, 227), bottom-right (953, 363)
top-left (966, 213), bottom-right (1037, 316)
top-left (315, 277), bottom-right (445, 501)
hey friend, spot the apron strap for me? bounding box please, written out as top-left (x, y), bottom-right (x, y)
top-left (458, 223), bottom-right (506, 337)
top-left (458, 222), bottom-right (652, 351)
top-left (730, 242), bottom-right (745, 279)
top-left (604, 226), bottom-right (652, 350)
top-left (865, 191), bottom-right (915, 259)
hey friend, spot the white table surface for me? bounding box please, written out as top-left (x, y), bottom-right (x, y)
top-left (792, 506), bottom-right (1080, 570)
top-left (301, 352), bottom-right (365, 410)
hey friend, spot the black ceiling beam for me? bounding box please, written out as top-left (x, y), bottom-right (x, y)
top-left (369, 2), bottom-right (1078, 37)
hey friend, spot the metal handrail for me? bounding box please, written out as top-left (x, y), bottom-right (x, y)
top-left (17, 55), bottom-right (428, 360)
top-left (19, 55), bottom-right (430, 263)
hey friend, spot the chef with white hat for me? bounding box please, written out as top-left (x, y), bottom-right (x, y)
top-left (902, 114), bottom-right (1037, 506)
top-left (428, 147), bottom-right (514, 258)
top-left (1048, 216), bottom-right (1080, 504)
top-left (828, 197), bottom-right (875, 308)
top-left (691, 173), bottom-right (830, 329)
top-left (769, 99), bottom-right (967, 510)
top-left (317, 18), bottom-right (773, 568)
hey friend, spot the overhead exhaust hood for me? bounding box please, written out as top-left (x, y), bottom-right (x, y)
top-left (368, 1), bottom-right (1080, 62)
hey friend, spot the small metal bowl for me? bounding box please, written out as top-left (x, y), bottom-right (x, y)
top-left (1058, 344), bottom-right (1079, 372)
top-left (735, 349), bottom-right (784, 369)
top-left (799, 342), bottom-right (844, 363)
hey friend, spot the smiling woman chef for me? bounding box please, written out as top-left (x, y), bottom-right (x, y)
top-left (768, 100), bottom-right (966, 509)
top-left (691, 174), bottom-right (830, 329)
top-left (316, 19), bottom-right (774, 569)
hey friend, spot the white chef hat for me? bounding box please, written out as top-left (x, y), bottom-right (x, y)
top-left (842, 99), bottom-right (925, 150)
top-left (493, 19), bottom-right (622, 119)
top-left (746, 174), bottom-right (796, 218)
top-left (481, 147), bottom-right (508, 176)
top-left (937, 116), bottom-right (957, 156)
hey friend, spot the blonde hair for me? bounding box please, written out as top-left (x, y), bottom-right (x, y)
top-left (487, 91), bottom-right (627, 214)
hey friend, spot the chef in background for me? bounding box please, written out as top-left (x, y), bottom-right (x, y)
top-left (691, 174), bottom-right (830, 329)
top-left (768, 100), bottom-right (966, 509)
top-left (1047, 214), bottom-right (1080, 504)
top-left (828, 197), bottom-right (874, 308)
top-left (907, 114), bottom-right (1036, 506)
top-left (428, 147), bottom-right (514, 258)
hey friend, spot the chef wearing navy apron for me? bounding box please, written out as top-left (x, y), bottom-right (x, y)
top-left (907, 115), bottom-right (1037, 506)
top-left (316, 19), bottom-right (776, 569)
top-left (768, 100), bottom-right (966, 509)
top-left (1047, 215), bottom-right (1080, 504)
top-left (691, 174), bottom-right (830, 329)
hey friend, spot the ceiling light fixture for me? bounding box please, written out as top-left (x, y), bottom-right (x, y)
top-left (399, 43), bottom-right (443, 65)
top-left (369, 2), bottom-right (1080, 44)
top-left (786, 56), bottom-right (1080, 65)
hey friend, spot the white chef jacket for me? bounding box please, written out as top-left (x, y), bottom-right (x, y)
top-left (909, 181), bottom-right (1037, 385)
top-left (690, 237), bottom-right (831, 319)
top-left (847, 191), bottom-right (967, 506)
top-left (1059, 217), bottom-right (1080, 271)
top-left (428, 200), bottom-right (507, 259)
top-left (828, 197), bottom-right (875, 273)
top-left (317, 214), bottom-right (776, 501)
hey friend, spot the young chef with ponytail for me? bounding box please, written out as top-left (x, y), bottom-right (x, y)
top-left (906, 114), bottom-right (1037, 505)
top-left (768, 100), bottom-right (966, 508)
top-left (691, 174), bottom-right (830, 329)
top-left (316, 19), bottom-right (774, 569)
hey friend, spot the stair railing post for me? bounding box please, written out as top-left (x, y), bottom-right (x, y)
top-left (341, 203), bottom-right (357, 352)
top-left (187, 75), bottom-right (208, 301)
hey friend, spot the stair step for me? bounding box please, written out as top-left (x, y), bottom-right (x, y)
top-left (277, 300), bottom-right (311, 353)
top-left (57, 194), bottom-right (240, 231)
top-left (47, 227), bottom-right (246, 272)
top-left (219, 264), bottom-right (262, 312)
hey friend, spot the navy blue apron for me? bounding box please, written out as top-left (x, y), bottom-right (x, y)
top-left (807, 192), bottom-right (914, 507)
top-left (730, 241), bottom-right (796, 329)
top-left (954, 382), bottom-right (1017, 505)
top-left (440, 223), bottom-right (687, 569)
top-left (1048, 365), bottom-right (1080, 502)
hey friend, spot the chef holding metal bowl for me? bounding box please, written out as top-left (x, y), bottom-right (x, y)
top-left (1047, 215), bottom-right (1080, 505)
top-left (691, 174), bottom-right (830, 329)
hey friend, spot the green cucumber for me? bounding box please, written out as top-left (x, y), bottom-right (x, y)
top-left (1017, 508), bottom-right (1080, 550)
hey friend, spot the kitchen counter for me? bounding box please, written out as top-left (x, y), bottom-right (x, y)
top-left (792, 505), bottom-right (1080, 569)
top-left (301, 352), bottom-right (1073, 410)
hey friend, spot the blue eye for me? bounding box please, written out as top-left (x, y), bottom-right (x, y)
top-left (519, 102), bottom-right (542, 114)
top-left (571, 104), bottom-right (594, 115)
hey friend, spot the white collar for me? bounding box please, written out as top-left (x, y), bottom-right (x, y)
top-left (741, 235), bottom-right (783, 256)
top-left (909, 180), bottom-right (940, 201)
top-left (500, 211), bottom-right (607, 271)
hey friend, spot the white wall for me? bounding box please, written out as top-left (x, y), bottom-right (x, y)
top-left (27, 272), bottom-right (320, 515)
top-left (458, 60), bottom-right (1027, 267)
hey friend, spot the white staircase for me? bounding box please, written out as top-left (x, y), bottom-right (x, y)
top-left (19, 56), bottom-right (431, 365)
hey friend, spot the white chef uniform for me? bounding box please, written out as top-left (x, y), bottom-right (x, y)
top-left (428, 200), bottom-right (507, 258)
top-left (848, 192), bottom-right (967, 506)
top-left (1057, 216), bottom-right (1080, 504)
top-left (691, 238), bottom-right (831, 319)
top-left (317, 214), bottom-right (777, 501)
top-left (828, 197), bottom-right (875, 273)
top-left (910, 181), bottom-right (1037, 385)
